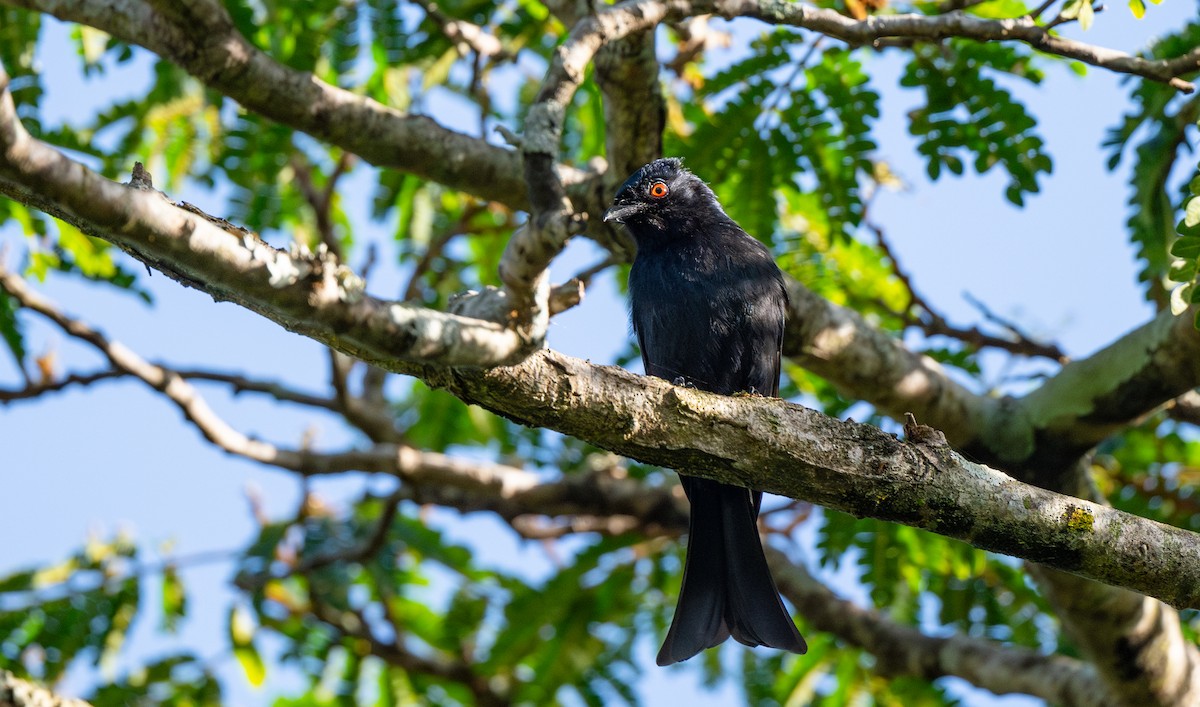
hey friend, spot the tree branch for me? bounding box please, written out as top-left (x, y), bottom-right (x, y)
top-left (984, 307), bottom-right (1200, 485)
top-left (412, 349), bottom-right (1200, 610)
top-left (13, 252), bottom-right (1200, 620)
top-left (782, 277), bottom-right (1000, 446)
top-left (303, 590), bottom-right (507, 707)
top-left (412, 0), bottom-right (509, 59)
top-left (704, 0), bottom-right (1199, 92)
top-left (870, 217), bottom-right (1067, 361)
top-left (0, 672), bottom-right (90, 707)
top-left (0, 74), bottom-right (538, 367)
top-left (9, 72), bottom-right (1200, 611)
top-left (0, 365), bottom-right (337, 410)
top-left (0, 368), bottom-right (124, 402)
top-left (0, 0), bottom-right (599, 212)
top-left (766, 548), bottom-right (1117, 707)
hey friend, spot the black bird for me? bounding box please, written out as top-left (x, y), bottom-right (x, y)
top-left (604, 158), bottom-right (807, 666)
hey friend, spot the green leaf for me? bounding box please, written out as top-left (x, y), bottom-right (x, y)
top-left (160, 565), bottom-right (188, 633)
top-left (1129, 0), bottom-right (1146, 19)
top-left (1169, 256), bottom-right (1198, 282)
top-left (234, 644), bottom-right (266, 687)
top-left (229, 605), bottom-right (266, 686)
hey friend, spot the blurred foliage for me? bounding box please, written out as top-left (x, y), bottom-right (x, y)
top-left (1105, 17), bottom-right (1200, 306)
top-left (0, 0), bottom-right (1198, 704)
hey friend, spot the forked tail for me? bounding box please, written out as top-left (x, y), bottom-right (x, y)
top-left (656, 476), bottom-right (807, 666)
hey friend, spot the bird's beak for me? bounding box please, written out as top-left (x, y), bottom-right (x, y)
top-left (603, 201), bottom-right (645, 224)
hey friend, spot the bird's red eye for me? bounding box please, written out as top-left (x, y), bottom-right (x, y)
top-left (649, 181), bottom-right (669, 199)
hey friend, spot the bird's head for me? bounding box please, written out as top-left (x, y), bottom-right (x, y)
top-left (603, 158), bottom-right (723, 236)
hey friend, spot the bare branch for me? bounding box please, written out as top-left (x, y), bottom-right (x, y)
top-left (293, 489), bottom-right (406, 574)
top-left (291, 153), bottom-right (354, 260)
top-left (870, 218), bottom-right (1067, 361)
top-left (304, 591), bottom-right (507, 707)
top-left (0, 366), bottom-right (337, 410)
top-left (0, 369), bottom-right (125, 402)
top-left (171, 368), bottom-right (336, 410)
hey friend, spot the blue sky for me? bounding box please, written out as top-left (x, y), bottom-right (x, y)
top-left (2, 3), bottom-right (1197, 705)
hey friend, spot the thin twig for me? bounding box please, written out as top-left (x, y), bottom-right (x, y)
top-left (0, 369), bottom-right (124, 402)
top-left (869, 218), bottom-right (1066, 361)
top-left (0, 365), bottom-right (339, 409)
top-left (294, 488), bottom-right (406, 573)
top-left (291, 154), bottom-right (350, 260)
top-left (1026, 0), bottom-right (1058, 21)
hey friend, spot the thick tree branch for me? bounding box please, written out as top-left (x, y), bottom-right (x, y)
top-left (0, 73), bottom-right (538, 368)
top-left (1004, 309), bottom-right (1200, 477)
top-left (11, 1), bottom-right (1180, 456)
top-left (0, 672), bottom-right (90, 707)
top-left (1029, 562), bottom-right (1200, 706)
top-left (782, 278), bottom-right (999, 446)
top-left (594, 30), bottom-right (665, 182)
top-left (417, 350), bottom-right (1200, 610)
top-left (13, 236), bottom-right (1200, 630)
top-left (7, 80), bottom-right (1200, 612)
top-left (0, 265), bottom-right (1152, 707)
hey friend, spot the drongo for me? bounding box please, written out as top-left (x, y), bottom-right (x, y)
top-left (604, 158), bottom-right (807, 666)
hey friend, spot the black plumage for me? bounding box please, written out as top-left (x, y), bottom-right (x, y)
top-left (604, 158), bottom-right (807, 666)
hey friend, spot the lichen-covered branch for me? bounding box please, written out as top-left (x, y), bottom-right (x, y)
top-left (1007, 308), bottom-right (1200, 478)
top-left (9, 271), bottom-right (1119, 707)
top-left (782, 278), bottom-right (999, 446)
top-left (419, 349), bottom-right (1200, 610)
